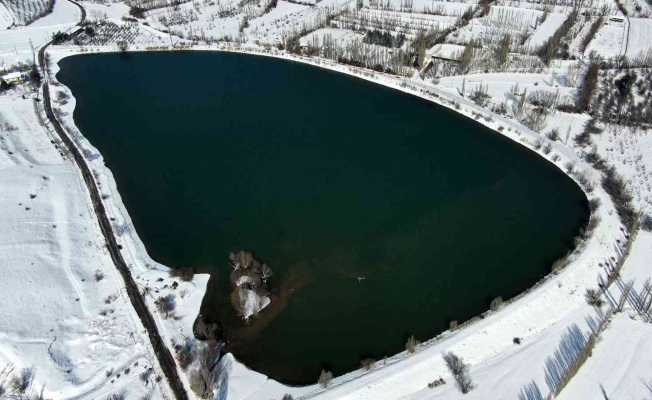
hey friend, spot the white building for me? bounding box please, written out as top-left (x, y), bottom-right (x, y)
top-left (1, 71), bottom-right (25, 85)
top-left (426, 43), bottom-right (466, 62)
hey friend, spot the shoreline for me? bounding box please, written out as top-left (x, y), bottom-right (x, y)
top-left (44, 43), bottom-right (624, 398)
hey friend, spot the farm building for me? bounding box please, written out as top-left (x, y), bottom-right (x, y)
top-left (426, 43), bottom-right (466, 62)
top-left (0, 71), bottom-right (24, 85)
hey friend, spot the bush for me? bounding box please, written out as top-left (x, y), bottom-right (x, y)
top-left (443, 352), bottom-right (473, 394)
top-left (129, 6), bottom-right (145, 18)
top-left (585, 288), bottom-right (603, 307)
top-left (360, 358), bottom-right (376, 370)
top-left (546, 129), bottom-right (560, 141)
top-left (10, 368), bottom-right (33, 394)
top-left (189, 343), bottom-right (222, 399)
top-left (405, 335), bottom-right (420, 354)
top-left (117, 40), bottom-right (129, 52)
top-left (170, 267), bottom-right (194, 281)
top-left (174, 338), bottom-right (196, 370)
top-left (641, 215), bottom-right (652, 231)
top-left (490, 297), bottom-right (503, 311)
top-left (318, 369), bottom-right (333, 388)
top-left (542, 143), bottom-right (552, 155)
top-left (601, 167), bottom-right (637, 231)
top-left (589, 198), bottom-right (600, 212)
top-left (51, 31), bottom-right (70, 44)
top-left (576, 62), bottom-right (599, 112)
top-left (537, 11), bottom-right (577, 64)
top-left (95, 269), bottom-right (105, 281)
top-left (155, 294), bottom-right (176, 318)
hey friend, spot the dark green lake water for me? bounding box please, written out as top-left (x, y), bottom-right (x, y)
top-left (57, 51), bottom-right (588, 385)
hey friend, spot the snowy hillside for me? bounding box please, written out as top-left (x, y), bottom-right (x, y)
top-left (0, 0), bottom-right (55, 26)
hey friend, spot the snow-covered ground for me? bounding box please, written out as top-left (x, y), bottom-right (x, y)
top-left (2, 0), bottom-right (652, 398)
top-left (436, 70), bottom-right (577, 107)
top-left (558, 230), bottom-right (652, 399)
top-left (35, 39), bottom-right (651, 400)
top-left (0, 2), bottom-right (14, 29)
top-left (625, 17), bottom-right (652, 60)
top-left (0, 87), bottom-right (170, 400)
top-left (586, 18), bottom-right (627, 59)
top-left (526, 13), bottom-right (566, 50)
top-left (299, 27), bottom-right (363, 47)
top-left (80, 1), bottom-right (130, 22)
top-left (0, 0), bottom-right (80, 69)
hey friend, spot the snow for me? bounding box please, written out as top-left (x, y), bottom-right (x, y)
top-left (0, 2), bottom-right (14, 29)
top-left (337, 7), bottom-right (458, 39)
top-left (625, 17), bottom-right (652, 60)
top-left (0, 88), bottom-right (169, 400)
top-left (1, 71), bottom-right (22, 81)
top-left (586, 17), bottom-right (652, 60)
top-left (592, 123), bottom-right (652, 215)
top-left (436, 71), bottom-right (576, 107)
top-left (526, 12), bottom-right (566, 50)
top-left (238, 289), bottom-right (271, 321)
top-left (43, 42), bottom-right (652, 400)
top-left (2, 0), bottom-right (652, 397)
top-left (559, 231), bottom-right (652, 399)
top-left (0, 0), bottom-right (80, 69)
top-left (585, 19), bottom-right (627, 59)
top-left (299, 27), bottom-right (364, 47)
top-left (80, 1), bottom-right (130, 22)
top-left (244, 0), bottom-right (311, 44)
top-left (362, 0), bottom-right (472, 16)
top-left (426, 43), bottom-right (465, 61)
top-left (449, 6), bottom-right (543, 46)
top-left (29, 0), bottom-right (81, 27)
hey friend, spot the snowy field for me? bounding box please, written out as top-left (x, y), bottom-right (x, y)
top-left (585, 19), bottom-right (627, 59)
top-left (436, 70), bottom-right (577, 107)
top-left (80, 1), bottom-right (130, 21)
top-left (37, 41), bottom-right (651, 400)
top-left (0, 88), bottom-right (169, 400)
top-left (2, 0), bottom-right (652, 397)
top-left (0, 0), bottom-right (53, 26)
top-left (625, 17), bottom-right (652, 59)
top-left (0, 0), bottom-right (80, 69)
top-left (526, 13), bottom-right (567, 50)
top-left (448, 6), bottom-right (544, 46)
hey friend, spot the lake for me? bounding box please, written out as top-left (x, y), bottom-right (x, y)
top-left (57, 51), bottom-right (588, 385)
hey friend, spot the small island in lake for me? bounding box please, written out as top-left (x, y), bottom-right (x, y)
top-left (229, 250), bottom-right (273, 321)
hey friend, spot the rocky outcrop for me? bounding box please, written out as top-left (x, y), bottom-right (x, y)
top-left (228, 251), bottom-right (272, 321)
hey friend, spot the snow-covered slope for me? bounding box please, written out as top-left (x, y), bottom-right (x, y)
top-left (0, 0), bottom-right (54, 26)
top-left (0, 0), bottom-right (80, 68)
top-left (0, 88), bottom-right (169, 400)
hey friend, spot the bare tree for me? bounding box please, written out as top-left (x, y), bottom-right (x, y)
top-left (318, 369), bottom-right (333, 388)
top-left (443, 352), bottom-right (474, 394)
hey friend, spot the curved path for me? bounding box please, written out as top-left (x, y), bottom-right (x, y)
top-left (37, 2), bottom-right (189, 400)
